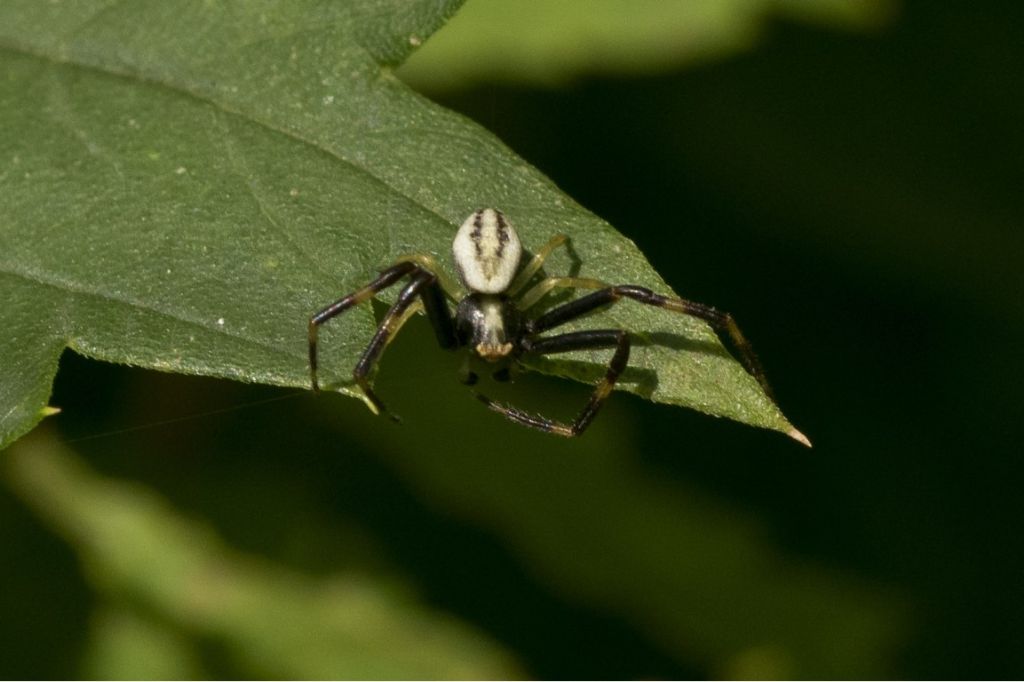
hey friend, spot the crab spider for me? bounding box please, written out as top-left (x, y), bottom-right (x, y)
top-left (308, 208), bottom-right (773, 437)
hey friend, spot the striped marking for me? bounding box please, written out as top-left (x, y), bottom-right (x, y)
top-left (453, 208), bottom-right (522, 293)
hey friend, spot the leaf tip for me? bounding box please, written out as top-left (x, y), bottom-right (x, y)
top-left (40, 405), bottom-right (62, 418)
top-left (787, 426), bottom-right (812, 448)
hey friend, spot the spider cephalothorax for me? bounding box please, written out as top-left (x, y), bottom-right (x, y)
top-left (308, 208), bottom-right (773, 437)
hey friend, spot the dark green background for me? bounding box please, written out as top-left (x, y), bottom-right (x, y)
top-left (3, 0), bottom-right (1022, 678)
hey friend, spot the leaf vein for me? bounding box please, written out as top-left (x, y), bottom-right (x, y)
top-left (0, 264), bottom-right (302, 362)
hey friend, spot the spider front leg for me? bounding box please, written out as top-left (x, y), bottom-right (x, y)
top-left (475, 329), bottom-right (630, 437)
top-left (351, 272), bottom-right (452, 419)
top-left (309, 261), bottom-right (418, 392)
top-left (527, 285), bottom-right (774, 400)
top-left (309, 263), bottom-right (456, 418)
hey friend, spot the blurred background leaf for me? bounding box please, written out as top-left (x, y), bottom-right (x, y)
top-left (3, 350), bottom-right (903, 679)
top-left (398, 0), bottom-right (897, 89)
top-left (4, 0), bottom-right (1024, 679)
top-left (3, 432), bottom-right (520, 679)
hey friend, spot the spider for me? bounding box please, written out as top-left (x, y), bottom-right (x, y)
top-left (308, 208), bottom-right (773, 437)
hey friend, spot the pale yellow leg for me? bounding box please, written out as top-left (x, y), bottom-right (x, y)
top-left (506, 234), bottom-right (570, 297)
top-left (395, 254), bottom-right (464, 301)
top-left (518, 276), bottom-right (607, 311)
top-left (382, 300), bottom-right (424, 350)
top-left (354, 299), bottom-right (424, 415)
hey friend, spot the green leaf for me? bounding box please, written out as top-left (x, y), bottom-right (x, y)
top-left (4, 433), bottom-right (521, 679)
top-left (82, 607), bottom-right (206, 680)
top-left (0, 0), bottom-right (802, 449)
top-left (399, 0), bottom-right (897, 91)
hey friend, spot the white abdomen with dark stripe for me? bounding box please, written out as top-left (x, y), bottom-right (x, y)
top-left (453, 208), bottom-right (522, 293)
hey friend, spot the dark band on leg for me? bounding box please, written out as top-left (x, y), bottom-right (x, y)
top-left (480, 329), bottom-right (629, 437)
top-left (526, 285), bottom-right (773, 399)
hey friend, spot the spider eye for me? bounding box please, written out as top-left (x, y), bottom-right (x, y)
top-left (452, 208), bottom-right (522, 293)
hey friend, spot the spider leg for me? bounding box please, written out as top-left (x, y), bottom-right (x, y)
top-left (308, 261), bottom-right (456, 393)
top-left (351, 271), bottom-right (456, 419)
top-left (309, 261), bottom-right (418, 392)
top-left (517, 276), bottom-right (606, 311)
top-left (506, 233), bottom-right (571, 297)
top-left (475, 330), bottom-right (629, 437)
top-left (395, 253), bottom-right (464, 301)
top-left (528, 285), bottom-right (774, 401)
top-left (383, 300), bottom-right (424, 351)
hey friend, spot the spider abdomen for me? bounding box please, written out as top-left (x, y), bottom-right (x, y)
top-left (453, 208), bottom-right (522, 294)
